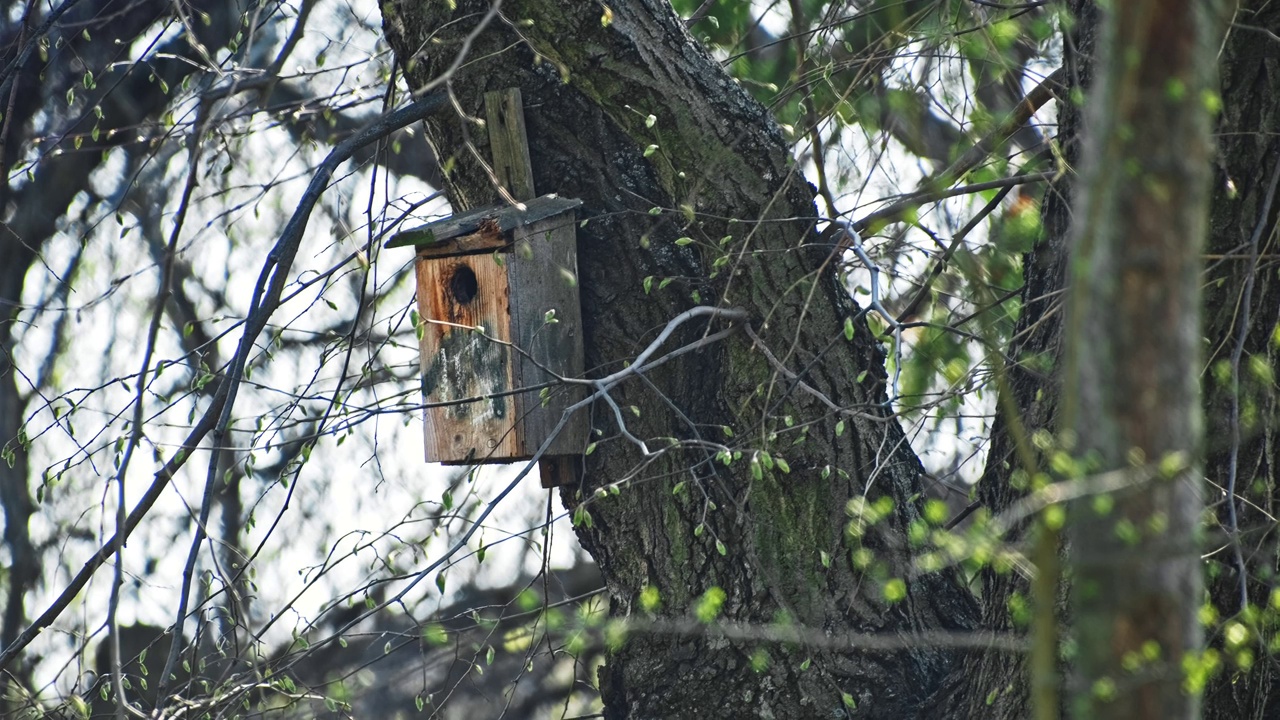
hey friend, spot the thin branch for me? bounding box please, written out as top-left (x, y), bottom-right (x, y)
top-left (1223, 152), bottom-right (1280, 612)
top-left (853, 170), bottom-right (1054, 236)
top-left (153, 88), bottom-right (449, 699)
top-left (894, 181), bottom-right (1019, 323)
top-left (0, 91), bottom-right (447, 677)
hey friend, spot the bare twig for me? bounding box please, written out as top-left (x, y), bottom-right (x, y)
top-left (1223, 153), bottom-right (1280, 612)
top-left (0, 91), bottom-right (447, 678)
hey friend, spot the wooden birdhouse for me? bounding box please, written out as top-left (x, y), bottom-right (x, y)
top-left (386, 195), bottom-right (588, 473)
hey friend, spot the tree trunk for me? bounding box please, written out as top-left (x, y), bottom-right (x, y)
top-left (382, 1), bottom-right (976, 717)
top-left (948, 2), bottom-right (1280, 718)
top-left (1063, 1), bottom-right (1223, 716)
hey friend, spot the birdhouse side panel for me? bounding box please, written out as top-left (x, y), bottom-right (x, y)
top-left (507, 215), bottom-right (589, 457)
top-left (415, 254), bottom-right (519, 463)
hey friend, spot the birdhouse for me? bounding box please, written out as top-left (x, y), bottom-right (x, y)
top-left (386, 194), bottom-right (588, 467)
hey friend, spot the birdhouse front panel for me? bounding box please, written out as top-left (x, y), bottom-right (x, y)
top-left (415, 252), bottom-right (519, 463)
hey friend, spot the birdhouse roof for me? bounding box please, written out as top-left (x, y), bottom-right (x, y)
top-left (385, 194), bottom-right (582, 255)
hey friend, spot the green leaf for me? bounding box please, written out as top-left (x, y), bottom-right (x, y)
top-left (640, 585), bottom-right (661, 611)
top-left (695, 587), bottom-right (727, 623)
top-left (835, 420), bottom-right (846, 437)
top-left (843, 317), bottom-right (855, 341)
top-left (883, 578), bottom-right (907, 603)
top-left (644, 144), bottom-right (658, 157)
top-left (422, 624), bottom-right (448, 646)
top-left (675, 236), bottom-right (693, 246)
top-left (645, 113), bottom-right (657, 128)
top-left (643, 276), bottom-right (654, 294)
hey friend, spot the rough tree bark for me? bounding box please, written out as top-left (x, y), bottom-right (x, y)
top-left (382, 1), bottom-right (976, 717)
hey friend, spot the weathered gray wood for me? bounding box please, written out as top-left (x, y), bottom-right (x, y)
top-left (484, 88), bottom-right (537, 202)
top-left (385, 194), bottom-right (582, 250)
top-left (507, 214), bottom-right (589, 459)
top-left (481, 87), bottom-right (584, 487)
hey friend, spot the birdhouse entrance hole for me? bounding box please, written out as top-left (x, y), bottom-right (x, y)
top-left (449, 265), bottom-right (478, 305)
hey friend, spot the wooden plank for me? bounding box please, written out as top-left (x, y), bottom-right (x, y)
top-left (539, 458), bottom-right (580, 489)
top-left (483, 87), bottom-right (583, 487)
top-left (404, 217), bottom-right (505, 256)
top-left (507, 214), bottom-right (589, 458)
top-left (385, 195), bottom-right (582, 250)
top-left (484, 88), bottom-right (537, 202)
top-left (415, 254), bottom-right (520, 463)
